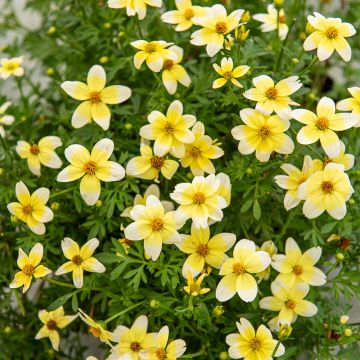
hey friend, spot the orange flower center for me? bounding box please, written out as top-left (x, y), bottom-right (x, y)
top-left (249, 337), bottom-right (261, 350)
top-left (184, 8), bottom-right (194, 20)
top-left (46, 319), bottom-right (58, 330)
top-left (130, 341), bottom-right (142, 352)
top-left (197, 244), bottom-right (209, 256)
top-left (193, 192), bottom-right (206, 205)
top-left (22, 204), bottom-right (33, 215)
top-left (222, 71), bottom-right (233, 80)
top-left (84, 160), bottom-right (97, 175)
top-left (151, 217), bottom-right (164, 231)
top-left (72, 255), bottom-right (83, 265)
top-left (285, 299), bottom-right (296, 309)
top-left (215, 21), bottom-right (227, 34)
top-left (164, 121), bottom-right (175, 134)
top-left (293, 265), bottom-right (303, 275)
top-left (325, 26), bottom-right (338, 39)
top-left (321, 181), bottom-right (334, 194)
top-left (145, 43), bottom-right (156, 53)
top-left (315, 116), bottom-right (329, 130)
top-left (258, 125), bottom-right (271, 139)
top-left (232, 262), bottom-right (246, 274)
top-left (265, 87), bottom-right (278, 99)
top-left (279, 14), bottom-right (285, 23)
top-left (30, 144), bottom-right (40, 155)
top-left (189, 146), bottom-right (201, 158)
top-left (150, 156), bottom-right (165, 170)
top-left (156, 348), bottom-right (167, 360)
top-left (89, 91), bottom-right (101, 103)
top-left (22, 264), bottom-right (35, 276)
top-left (120, 238), bottom-right (133, 246)
top-left (164, 59), bottom-right (174, 70)
top-left (89, 326), bottom-right (101, 338)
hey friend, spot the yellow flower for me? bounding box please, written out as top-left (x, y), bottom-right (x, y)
top-left (61, 65), bottom-right (131, 130)
top-left (259, 281), bottom-right (318, 324)
top-left (226, 318), bottom-right (285, 360)
top-left (231, 108), bottom-right (294, 162)
top-left (161, 45), bottom-right (191, 95)
top-left (108, 0), bottom-right (162, 20)
top-left (303, 12), bottom-right (356, 62)
top-left (215, 172), bottom-right (232, 206)
top-left (216, 239), bottom-right (271, 302)
top-left (293, 96), bottom-right (358, 158)
top-left (272, 237), bottom-right (326, 287)
top-left (0, 57), bottom-right (24, 79)
top-left (180, 121), bottom-right (224, 176)
top-left (7, 181), bottom-right (54, 235)
top-left (298, 163), bottom-right (354, 220)
top-left (9, 243), bottom-right (51, 293)
top-left (243, 75), bottom-right (302, 119)
top-left (0, 101), bottom-right (15, 137)
top-left (256, 240), bottom-right (278, 281)
top-left (109, 315), bottom-right (156, 360)
top-left (57, 138), bottom-right (125, 206)
top-left (235, 25), bottom-right (250, 42)
top-left (35, 306), bottom-right (77, 351)
top-left (190, 4), bottom-right (244, 57)
top-left (336, 87), bottom-right (360, 127)
top-left (274, 155), bottom-right (319, 210)
top-left (55, 237), bottom-right (105, 288)
top-left (124, 195), bottom-right (183, 261)
top-left (183, 272), bottom-right (211, 296)
top-left (126, 145), bottom-right (179, 181)
top-left (139, 100), bottom-right (196, 157)
top-left (161, 0), bottom-right (204, 32)
top-left (131, 40), bottom-right (176, 72)
top-left (121, 184), bottom-right (174, 218)
top-left (253, 4), bottom-right (289, 40)
top-left (78, 309), bottom-right (113, 345)
top-left (170, 174), bottom-right (228, 228)
top-left (212, 57), bottom-right (249, 89)
top-left (16, 136), bottom-right (62, 176)
top-left (176, 224), bottom-right (235, 277)
top-left (148, 325), bottom-right (186, 360)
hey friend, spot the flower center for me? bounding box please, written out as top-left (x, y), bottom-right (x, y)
top-left (156, 348), bottom-right (167, 360)
top-left (30, 144), bottom-right (40, 155)
top-left (189, 146), bottom-right (201, 158)
top-left (89, 326), bottom-right (101, 338)
top-left (285, 299), bottom-right (296, 309)
top-left (163, 121), bottom-right (175, 134)
top-left (184, 8), bottom-right (194, 20)
top-left (258, 125), bottom-right (271, 139)
top-left (232, 262), bottom-right (246, 274)
top-left (193, 192), bottom-right (206, 205)
top-left (164, 59), bottom-right (174, 70)
top-left (22, 264), bottom-right (35, 276)
top-left (321, 180), bottom-right (334, 194)
top-left (279, 14), bottom-right (285, 23)
top-left (298, 176), bottom-right (307, 184)
top-left (145, 43), bottom-right (156, 53)
top-left (249, 338), bottom-right (261, 350)
top-left (325, 26), bottom-right (338, 39)
top-left (130, 342), bottom-right (142, 352)
top-left (46, 320), bottom-right (57, 331)
top-left (215, 21), bottom-right (227, 34)
top-left (5, 63), bottom-right (16, 71)
top-left (315, 116), bottom-right (329, 130)
top-left (151, 217), bottom-right (164, 231)
top-left (265, 87), bottom-right (278, 99)
top-left (293, 265), bottom-right (303, 275)
top-left (83, 160), bottom-right (97, 175)
top-left (150, 156), bottom-right (165, 170)
top-left (22, 204), bottom-right (33, 215)
top-left (197, 244), bottom-right (209, 256)
top-left (222, 71), bottom-right (233, 80)
top-left (89, 91), bottom-right (101, 103)
top-left (189, 283), bottom-right (201, 294)
top-left (72, 255), bottom-right (82, 265)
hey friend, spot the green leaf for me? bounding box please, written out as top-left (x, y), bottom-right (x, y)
top-left (253, 200), bottom-right (261, 220)
top-left (71, 293), bottom-right (78, 312)
top-left (321, 222), bottom-right (337, 234)
top-left (47, 292), bottom-right (75, 311)
top-left (241, 199), bottom-right (253, 213)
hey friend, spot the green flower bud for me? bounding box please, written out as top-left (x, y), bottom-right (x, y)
top-left (150, 299), bottom-right (160, 308)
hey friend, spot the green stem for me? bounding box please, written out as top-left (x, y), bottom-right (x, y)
top-left (50, 187), bottom-right (75, 198)
top-left (104, 300), bottom-right (146, 324)
top-left (228, 85), bottom-right (242, 107)
top-left (299, 56), bottom-right (318, 76)
top-left (181, 350), bottom-right (205, 358)
top-left (43, 277), bottom-right (76, 289)
top-left (15, 77), bottom-right (28, 109)
top-left (271, 340), bottom-right (281, 357)
top-left (188, 295), bottom-right (194, 312)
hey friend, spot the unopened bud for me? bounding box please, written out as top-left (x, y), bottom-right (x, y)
top-left (348, 198), bottom-right (355, 206)
top-left (104, 22), bottom-right (112, 29)
top-left (118, 31), bottom-right (125, 38)
top-left (51, 202), bottom-right (59, 210)
top-left (124, 123), bottom-right (132, 130)
top-left (213, 305), bottom-right (225, 317)
top-left (47, 67), bottom-right (55, 76)
top-left (4, 326), bottom-right (12, 334)
top-left (0, 168), bottom-right (3, 175)
top-left (292, 58), bottom-right (299, 64)
top-left (336, 253), bottom-right (344, 261)
top-left (219, 351), bottom-right (229, 360)
top-left (279, 323), bottom-right (292, 340)
top-left (340, 315), bottom-right (349, 324)
top-left (344, 328), bottom-right (352, 337)
top-left (241, 11), bottom-right (251, 23)
top-left (11, 215), bottom-right (18, 224)
top-left (261, 240), bottom-right (277, 257)
top-left (47, 26), bottom-right (57, 34)
top-left (246, 167), bottom-right (253, 175)
top-left (95, 200), bottom-right (102, 207)
top-left (150, 299), bottom-right (160, 308)
top-left (99, 56), bottom-right (109, 64)
top-left (274, 0), bottom-right (284, 6)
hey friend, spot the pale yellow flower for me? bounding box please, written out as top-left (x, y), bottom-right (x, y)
top-left (108, 0), bottom-right (162, 20)
top-left (256, 240), bottom-right (278, 281)
top-left (0, 57), bottom-right (24, 79)
top-left (336, 87), bottom-right (360, 127)
top-left (183, 272), bottom-right (210, 297)
top-left (212, 57), bottom-right (249, 89)
top-left (0, 101), bottom-right (15, 137)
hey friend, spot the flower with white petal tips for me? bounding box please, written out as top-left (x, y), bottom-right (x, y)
top-left (336, 87), bottom-right (360, 127)
top-left (216, 239), bottom-right (271, 303)
top-left (0, 56), bottom-right (24, 79)
top-left (0, 101), bottom-right (15, 137)
top-left (57, 138), bottom-right (125, 206)
top-left (61, 65), bottom-right (131, 130)
top-left (108, 0), bottom-right (162, 21)
top-left (7, 181), bottom-right (54, 235)
top-left (212, 57), bottom-right (249, 89)
top-left (55, 237), bottom-right (105, 288)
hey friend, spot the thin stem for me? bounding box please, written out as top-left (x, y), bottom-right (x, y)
top-left (299, 56), bottom-right (318, 76)
top-left (228, 84), bottom-right (242, 107)
top-left (104, 300), bottom-right (146, 324)
top-left (43, 277), bottom-right (76, 289)
top-left (181, 350), bottom-right (205, 358)
top-left (271, 340), bottom-right (281, 357)
top-left (50, 187), bottom-right (75, 198)
top-left (188, 295), bottom-right (194, 312)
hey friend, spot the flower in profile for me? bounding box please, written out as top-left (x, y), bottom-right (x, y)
top-left (124, 195), bottom-right (183, 261)
top-left (61, 65), bottom-right (131, 130)
top-left (298, 163), bottom-right (353, 220)
top-left (183, 272), bottom-right (211, 297)
top-left (253, 4), bottom-right (289, 40)
top-left (259, 281), bottom-right (318, 324)
top-left (16, 136), bottom-right (62, 176)
top-left (170, 174), bottom-right (228, 228)
top-left (336, 87), bottom-right (360, 127)
top-left (0, 56), bottom-right (24, 79)
top-left (108, 0), bottom-right (162, 20)
top-left (35, 306), bottom-right (77, 351)
top-left (274, 155), bottom-right (319, 210)
top-left (55, 237), bottom-right (106, 288)
top-left (216, 239), bottom-right (271, 302)
top-left (131, 40), bottom-right (176, 72)
top-left (161, 45), bottom-right (191, 95)
top-left (78, 309), bottom-right (113, 345)
top-left (176, 224), bottom-right (235, 277)
top-left (226, 318), bottom-right (285, 360)
top-left (256, 240), bottom-right (278, 281)
top-left (139, 100), bottom-right (196, 157)
top-left (212, 57), bottom-right (249, 89)
top-left (161, 0), bottom-right (204, 32)
top-left (57, 138), bottom-right (126, 206)
top-left (7, 181), bottom-right (54, 235)
top-left (292, 97), bottom-right (358, 158)
top-left (9, 243), bottom-right (51, 293)
top-left (180, 121), bottom-right (224, 176)
top-left (243, 75), bottom-right (302, 120)
top-left (215, 172), bottom-right (231, 206)
top-left (190, 4), bottom-right (244, 57)
top-left (303, 12), bottom-right (356, 62)
top-left (272, 237), bottom-right (326, 287)
top-left (0, 101), bottom-right (15, 137)
top-left (231, 108), bottom-right (294, 162)
top-left (126, 145), bottom-right (179, 181)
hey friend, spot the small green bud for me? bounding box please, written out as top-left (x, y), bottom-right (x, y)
top-left (336, 253), bottom-right (344, 261)
top-left (219, 351), bottom-right (229, 360)
top-left (4, 326), bottom-right (12, 334)
top-left (246, 168), bottom-right (253, 175)
top-left (99, 56), bottom-right (109, 64)
top-left (344, 328), bottom-right (352, 337)
top-left (20, 116), bottom-right (27, 121)
top-left (104, 22), bottom-right (112, 29)
top-left (274, 0), bottom-right (283, 6)
top-left (118, 31), bottom-right (125, 38)
top-left (348, 198), bottom-right (355, 206)
top-left (124, 123), bottom-right (132, 130)
top-left (0, 168), bottom-right (3, 175)
top-left (51, 202), bottom-right (60, 210)
top-left (95, 200), bottom-right (103, 207)
top-left (150, 299), bottom-right (160, 308)
top-left (292, 58), bottom-right (299, 64)
top-left (279, 323), bottom-right (292, 340)
top-left (47, 67), bottom-right (55, 76)
top-left (47, 26), bottom-right (57, 34)
top-left (11, 215), bottom-right (18, 224)
top-left (213, 305), bottom-right (225, 317)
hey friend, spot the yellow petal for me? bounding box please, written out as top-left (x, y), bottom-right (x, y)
top-left (80, 174), bottom-right (101, 206)
top-left (101, 85), bottom-right (131, 104)
top-left (61, 81), bottom-right (90, 100)
top-left (87, 65), bottom-right (106, 92)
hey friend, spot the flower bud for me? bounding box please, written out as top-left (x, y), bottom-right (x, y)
top-left (336, 253), bottom-right (344, 261)
top-left (344, 328), bottom-right (352, 337)
top-left (95, 200), bottom-right (103, 207)
top-left (104, 22), bottom-right (112, 29)
top-left (150, 299), bottom-right (160, 308)
top-left (241, 11), bottom-right (250, 23)
top-left (348, 198), bottom-right (355, 206)
top-left (274, 0), bottom-right (284, 6)
top-left (51, 202), bottom-right (59, 210)
top-left (212, 305), bottom-right (225, 317)
top-left (4, 326), bottom-right (12, 334)
top-left (220, 352), bottom-right (229, 360)
top-left (99, 56), bottom-right (109, 64)
top-left (306, 22), bottom-right (316, 34)
top-left (279, 323), bottom-right (292, 340)
top-left (261, 240), bottom-right (277, 257)
top-left (0, 168), bottom-right (3, 175)
top-left (292, 58), bottom-right (299, 64)
top-left (11, 215), bottom-right (18, 224)
top-left (118, 31), bottom-right (125, 38)
top-left (246, 167), bottom-right (253, 175)
top-left (47, 26), bottom-right (57, 34)
top-left (47, 67), bottom-right (55, 76)
top-left (124, 123), bottom-right (132, 130)
top-left (340, 315), bottom-right (349, 325)
top-left (235, 25), bottom-right (250, 42)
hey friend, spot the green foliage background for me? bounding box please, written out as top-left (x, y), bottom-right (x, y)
top-left (0, 0), bottom-right (359, 359)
